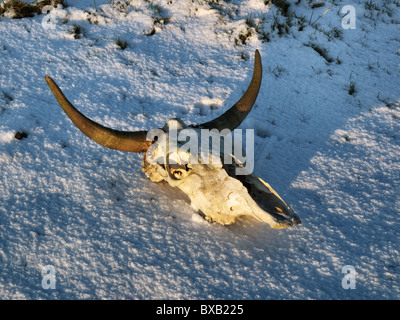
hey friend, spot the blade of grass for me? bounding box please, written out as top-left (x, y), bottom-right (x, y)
top-left (311, 3), bottom-right (334, 26)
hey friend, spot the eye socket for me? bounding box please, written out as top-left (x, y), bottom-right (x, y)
top-left (165, 151), bottom-right (191, 181)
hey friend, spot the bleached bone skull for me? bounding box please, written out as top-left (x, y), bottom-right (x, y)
top-left (45, 50), bottom-right (301, 229)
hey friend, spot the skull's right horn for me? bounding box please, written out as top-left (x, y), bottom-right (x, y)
top-left (193, 49), bottom-right (262, 132)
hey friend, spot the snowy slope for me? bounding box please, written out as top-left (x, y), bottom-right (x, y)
top-left (0, 0), bottom-right (399, 299)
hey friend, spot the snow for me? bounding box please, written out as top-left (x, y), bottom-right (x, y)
top-left (0, 0), bottom-right (399, 299)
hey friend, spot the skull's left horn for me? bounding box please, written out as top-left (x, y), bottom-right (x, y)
top-left (45, 76), bottom-right (151, 153)
top-left (194, 49), bottom-right (262, 132)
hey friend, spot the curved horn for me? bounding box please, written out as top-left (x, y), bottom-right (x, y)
top-left (194, 49), bottom-right (262, 132)
top-left (45, 76), bottom-right (151, 153)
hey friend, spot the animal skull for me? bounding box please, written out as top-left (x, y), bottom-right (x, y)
top-left (45, 50), bottom-right (301, 229)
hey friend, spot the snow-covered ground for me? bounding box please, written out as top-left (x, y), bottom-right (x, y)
top-left (0, 0), bottom-right (399, 299)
